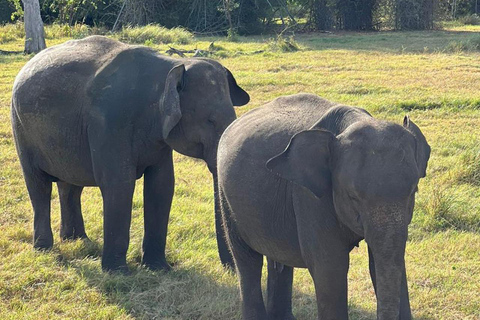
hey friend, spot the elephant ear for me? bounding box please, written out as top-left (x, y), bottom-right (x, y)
top-left (225, 68), bottom-right (250, 106)
top-left (159, 64), bottom-right (185, 139)
top-left (90, 48), bottom-right (143, 108)
top-left (403, 115), bottom-right (431, 178)
top-left (266, 130), bottom-right (335, 199)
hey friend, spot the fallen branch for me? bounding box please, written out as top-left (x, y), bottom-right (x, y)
top-left (165, 47), bottom-right (192, 57)
top-left (0, 50), bottom-right (23, 55)
top-left (165, 42), bottom-right (266, 58)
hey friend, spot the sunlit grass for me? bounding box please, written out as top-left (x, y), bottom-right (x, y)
top-left (1, 26), bottom-right (479, 319)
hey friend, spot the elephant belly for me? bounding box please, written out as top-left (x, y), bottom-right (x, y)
top-left (13, 111), bottom-right (97, 186)
top-left (222, 160), bottom-right (307, 268)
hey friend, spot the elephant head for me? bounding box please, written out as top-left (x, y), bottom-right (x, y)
top-left (267, 117), bottom-right (430, 319)
top-left (92, 49), bottom-right (249, 171)
top-left (159, 58), bottom-right (249, 268)
top-left (160, 58), bottom-right (249, 171)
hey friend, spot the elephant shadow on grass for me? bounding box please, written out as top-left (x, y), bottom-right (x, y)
top-left (52, 239), bottom-right (432, 320)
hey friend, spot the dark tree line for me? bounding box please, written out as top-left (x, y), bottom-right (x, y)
top-left (2, 0), bottom-right (479, 33)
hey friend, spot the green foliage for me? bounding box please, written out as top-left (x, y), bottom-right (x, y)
top-left (2, 0), bottom-right (452, 33)
top-left (226, 28), bottom-right (239, 42)
top-left (6, 0), bottom-right (22, 21)
top-left (115, 25), bottom-right (193, 45)
top-left (41, 0), bottom-right (102, 25)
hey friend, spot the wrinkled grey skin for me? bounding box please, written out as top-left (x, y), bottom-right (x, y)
top-left (11, 35), bottom-right (249, 272)
top-left (217, 94), bottom-right (430, 320)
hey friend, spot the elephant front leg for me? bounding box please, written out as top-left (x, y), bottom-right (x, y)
top-left (292, 188), bottom-right (349, 319)
top-left (266, 258), bottom-right (296, 320)
top-left (142, 149), bottom-right (174, 271)
top-left (310, 254), bottom-right (349, 320)
top-left (100, 181), bottom-right (135, 273)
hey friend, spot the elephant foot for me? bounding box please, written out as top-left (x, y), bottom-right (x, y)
top-left (141, 257), bottom-right (171, 272)
top-left (102, 260), bottom-right (131, 275)
top-left (268, 312), bottom-right (296, 320)
top-left (33, 234), bottom-right (53, 251)
top-left (104, 264), bottom-right (131, 275)
top-left (102, 254), bottom-right (129, 274)
top-left (60, 231), bottom-right (89, 241)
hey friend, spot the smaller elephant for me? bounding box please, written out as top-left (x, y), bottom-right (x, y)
top-left (217, 94), bottom-right (430, 319)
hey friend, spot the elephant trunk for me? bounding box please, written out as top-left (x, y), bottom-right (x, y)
top-left (212, 172), bottom-right (235, 269)
top-left (364, 207), bottom-right (409, 320)
top-left (205, 143), bottom-right (235, 270)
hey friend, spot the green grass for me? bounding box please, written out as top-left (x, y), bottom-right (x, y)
top-left (1, 24), bottom-right (480, 319)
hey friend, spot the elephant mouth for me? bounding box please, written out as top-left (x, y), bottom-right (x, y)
top-left (203, 140), bottom-right (219, 174)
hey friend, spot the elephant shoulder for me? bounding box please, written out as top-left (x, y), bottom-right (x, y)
top-left (87, 46), bottom-right (164, 108)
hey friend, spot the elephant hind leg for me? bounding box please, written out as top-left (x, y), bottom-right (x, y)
top-left (57, 181), bottom-right (87, 240)
top-left (219, 188), bottom-right (267, 320)
top-left (22, 166), bottom-right (54, 250)
top-left (266, 258), bottom-right (296, 320)
top-left (229, 235), bottom-right (266, 320)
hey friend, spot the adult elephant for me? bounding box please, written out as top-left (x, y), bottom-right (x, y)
top-left (11, 35), bottom-right (249, 272)
top-left (217, 93), bottom-right (430, 319)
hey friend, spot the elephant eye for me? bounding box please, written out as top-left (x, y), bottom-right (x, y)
top-left (207, 118), bottom-right (219, 132)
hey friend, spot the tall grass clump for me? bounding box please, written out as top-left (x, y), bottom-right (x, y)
top-left (456, 148), bottom-right (480, 186)
top-left (0, 22), bottom-right (25, 43)
top-left (445, 36), bottom-right (480, 52)
top-left (117, 25), bottom-right (193, 45)
top-left (459, 14), bottom-right (480, 25)
top-left (415, 184), bottom-right (480, 234)
top-left (44, 23), bottom-right (100, 39)
top-left (416, 186), bottom-right (455, 232)
top-left (268, 35), bottom-right (299, 52)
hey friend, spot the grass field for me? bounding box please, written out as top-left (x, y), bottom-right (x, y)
top-left (1, 24), bottom-right (480, 319)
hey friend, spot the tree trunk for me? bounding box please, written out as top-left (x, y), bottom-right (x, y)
top-left (22, 0), bottom-right (46, 54)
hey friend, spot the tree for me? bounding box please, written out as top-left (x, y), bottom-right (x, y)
top-left (22, 0), bottom-right (46, 53)
top-left (395, 0), bottom-right (434, 30)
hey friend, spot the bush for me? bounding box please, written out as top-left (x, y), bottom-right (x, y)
top-left (44, 23), bottom-right (101, 39)
top-left (0, 22), bottom-right (24, 43)
top-left (459, 14), bottom-right (480, 25)
top-left (116, 25), bottom-right (193, 45)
